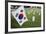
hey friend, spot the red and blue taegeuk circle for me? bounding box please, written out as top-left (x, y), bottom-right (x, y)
top-left (18, 14), bottom-right (23, 20)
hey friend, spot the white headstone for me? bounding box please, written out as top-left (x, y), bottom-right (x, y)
top-left (32, 16), bottom-right (35, 22)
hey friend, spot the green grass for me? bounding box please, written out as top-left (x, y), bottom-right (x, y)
top-left (11, 7), bottom-right (41, 28)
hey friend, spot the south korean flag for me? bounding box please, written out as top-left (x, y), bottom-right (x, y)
top-left (12, 6), bottom-right (28, 26)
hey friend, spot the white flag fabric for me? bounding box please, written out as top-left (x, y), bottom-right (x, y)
top-left (11, 6), bottom-right (28, 26)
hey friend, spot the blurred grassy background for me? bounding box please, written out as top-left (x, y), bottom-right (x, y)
top-left (11, 6), bottom-right (41, 28)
